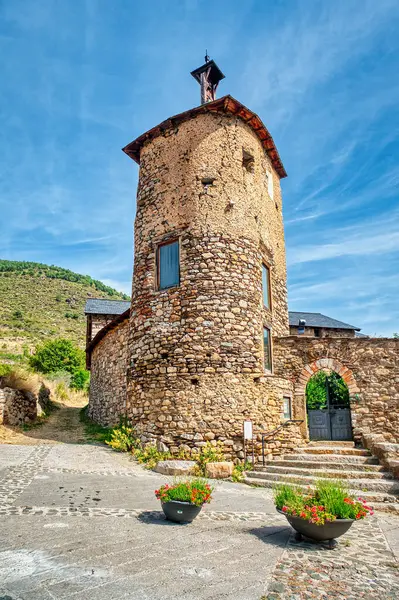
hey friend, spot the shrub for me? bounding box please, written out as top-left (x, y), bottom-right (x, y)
top-left (30, 338), bottom-right (85, 375)
top-left (155, 479), bottom-right (213, 506)
top-left (0, 363), bottom-right (12, 378)
top-left (55, 381), bottom-right (69, 402)
top-left (196, 441), bottom-right (224, 475)
top-left (134, 445), bottom-right (171, 469)
top-left (70, 368), bottom-right (90, 391)
top-left (231, 461), bottom-right (253, 482)
top-left (273, 480), bottom-right (374, 525)
top-left (105, 419), bottom-right (139, 452)
top-left (12, 310), bottom-right (23, 320)
top-left (29, 339), bottom-right (89, 389)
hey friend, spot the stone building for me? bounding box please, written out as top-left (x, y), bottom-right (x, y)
top-left (288, 311), bottom-right (361, 338)
top-left (86, 58), bottom-right (399, 460)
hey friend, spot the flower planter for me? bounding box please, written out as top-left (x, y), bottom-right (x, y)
top-left (277, 509), bottom-right (354, 547)
top-left (162, 500), bottom-right (202, 523)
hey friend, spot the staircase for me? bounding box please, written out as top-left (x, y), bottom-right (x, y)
top-left (244, 441), bottom-right (399, 513)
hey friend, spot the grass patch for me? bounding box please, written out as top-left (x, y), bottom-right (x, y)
top-left (80, 406), bottom-right (112, 443)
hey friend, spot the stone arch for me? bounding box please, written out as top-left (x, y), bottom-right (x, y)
top-left (293, 358), bottom-right (359, 440)
top-left (296, 357), bottom-right (359, 396)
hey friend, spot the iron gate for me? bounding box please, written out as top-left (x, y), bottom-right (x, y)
top-left (308, 407), bottom-right (352, 441)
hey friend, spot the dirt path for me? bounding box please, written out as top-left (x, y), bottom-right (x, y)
top-left (0, 395), bottom-right (88, 445)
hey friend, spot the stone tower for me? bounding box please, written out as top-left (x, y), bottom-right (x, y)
top-left (122, 59), bottom-right (293, 456)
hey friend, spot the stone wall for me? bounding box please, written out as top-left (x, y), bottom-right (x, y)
top-left (88, 317), bottom-right (129, 426)
top-left (0, 383), bottom-right (51, 426)
top-left (288, 326), bottom-right (356, 338)
top-left (86, 314), bottom-right (118, 345)
top-left (123, 109), bottom-right (291, 458)
top-left (274, 336), bottom-right (399, 444)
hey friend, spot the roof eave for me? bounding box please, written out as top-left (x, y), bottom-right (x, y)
top-left (122, 95), bottom-right (287, 179)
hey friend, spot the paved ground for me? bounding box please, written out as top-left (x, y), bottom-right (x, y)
top-left (1, 443), bottom-right (399, 599)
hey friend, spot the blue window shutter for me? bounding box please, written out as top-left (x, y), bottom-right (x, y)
top-left (159, 241), bottom-right (179, 289)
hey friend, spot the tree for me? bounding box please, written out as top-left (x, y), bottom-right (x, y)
top-left (29, 339), bottom-right (88, 390)
top-left (306, 371), bottom-right (349, 410)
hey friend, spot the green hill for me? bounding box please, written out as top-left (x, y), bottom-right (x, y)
top-left (0, 260), bottom-right (130, 354)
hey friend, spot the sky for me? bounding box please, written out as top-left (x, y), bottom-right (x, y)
top-left (1, 0), bottom-right (398, 336)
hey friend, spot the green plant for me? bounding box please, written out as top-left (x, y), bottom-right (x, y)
top-left (80, 407), bottom-right (112, 443)
top-left (105, 418), bottom-right (139, 452)
top-left (30, 338), bottom-right (85, 374)
top-left (196, 441), bottom-right (225, 475)
top-left (231, 461), bottom-right (253, 482)
top-left (0, 363), bottom-right (12, 377)
top-left (273, 480), bottom-right (374, 525)
top-left (155, 479), bottom-right (213, 507)
top-left (134, 445), bottom-right (171, 469)
top-left (29, 339), bottom-right (89, 390)
top-left (55, 381), bottom-right (69, 402)
top-left (12, 310), bottom-right (23, 320)
top-left (70, 368), bottom-right (90, 391)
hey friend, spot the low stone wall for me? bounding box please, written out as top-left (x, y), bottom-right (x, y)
top-left (88, 317), bottom-right (129, 426)
top-left (274, 336), bottom-right (399, 444)
top-left (0, 382), bottom-right (52, 426)
top-left (362, 433), bottom-right (399, 479)
top-left (0, 387), bottom-right (43, 426)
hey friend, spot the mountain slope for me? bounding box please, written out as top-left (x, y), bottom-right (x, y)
top-left (0, 260), bottom-right (129, 353)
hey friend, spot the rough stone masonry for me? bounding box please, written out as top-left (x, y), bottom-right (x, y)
top-left (87, 93), bottom-right (399, 460)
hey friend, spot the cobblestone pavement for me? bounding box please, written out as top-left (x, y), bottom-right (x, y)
top-left (0, 444), bottom-right (398, 599)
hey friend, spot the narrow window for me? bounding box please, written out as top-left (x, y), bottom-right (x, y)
top-left (266, 169), bottom-right (274, 199)
top-left (262, 264), bottom-right (271, 309)
top-left (283, 396), bottom-right (292, 420)
top-left (263, 326), bottom-right (272, 372)
top-left (157, 240), bottom-right (180, 290)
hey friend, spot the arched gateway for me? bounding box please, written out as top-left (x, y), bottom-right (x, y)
top-left (296, 358), bottom-right (359, 441)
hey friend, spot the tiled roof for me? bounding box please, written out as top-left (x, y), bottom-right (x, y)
top-left (84, 298), bottom-right (131, 315)
top-left (122, 95), bottom-right (287, 178)
top-left (289, 311), bottom-right (360, 331)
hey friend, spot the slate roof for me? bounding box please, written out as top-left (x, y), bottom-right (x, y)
top-left (289, 312), bottom-right (360, 332)
top-left (84, 298), bottom-right (131, 315)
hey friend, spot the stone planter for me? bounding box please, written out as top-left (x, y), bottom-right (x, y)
top-left (162, 500), bottom-right (202, 523)
top-left (277, 509), bottom-right (354, 548)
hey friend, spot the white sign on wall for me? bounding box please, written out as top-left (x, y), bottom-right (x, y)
top-left (243, 420), bottom-right (253, 440)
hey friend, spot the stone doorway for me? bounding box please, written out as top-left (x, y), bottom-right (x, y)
top-left (306, 369), bottom-right (352, 441)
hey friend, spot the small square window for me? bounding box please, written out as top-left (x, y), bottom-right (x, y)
top-left (262, 264), bottom-right (271, 309)
top-left (263, 326), bottom-right (272, 372)
top-left (243, 149), bottom-right (255, 172)
top-left (157, 240), bottom-right (180, 290)
top-left (283, 396), bottom-right (292, 420)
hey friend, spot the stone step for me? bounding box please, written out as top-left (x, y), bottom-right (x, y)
top-left (253, 465), bottom-right (394, 480)
top-left (246, 471), bottom-right (399, 494)
top-left (297, 447), bottom-right (371, 456)
top-left (284, 453), bottom-right (378, 464)
top-left (243, 477), bottom-right (399, 508)
top-left (307, 441), bottom-right (355, 447)
top-left (258, 459), bottom-right (384, 472)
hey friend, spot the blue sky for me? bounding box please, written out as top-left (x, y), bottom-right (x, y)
top-left (1, 0), bottom-right (398, 336)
